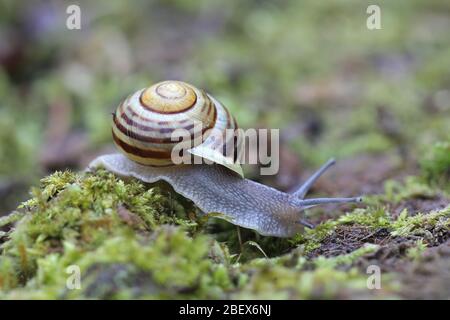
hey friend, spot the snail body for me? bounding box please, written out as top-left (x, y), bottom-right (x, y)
top-left (90, 80), bottom-right (362, 237)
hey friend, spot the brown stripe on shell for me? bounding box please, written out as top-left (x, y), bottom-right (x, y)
top-left (119, 100), bottom-right (192, 125)
top-left (207, 105), bottom-right (238, 150)
top-left (112, 130), bottom-right (174, 159)
top-left (206, 99), bottom-right (214, 117)
top-left (113, 114), bottom-right (193, 144)
top-left (200, 95), bottom-right (209, 113)
top-left (113, 111), bottom-right (217, 146)
top-left (224, 105), bottom-right (233, 129)
top-left (118, 102), bottom-right (193, 130)
top-left (118, 111), bottom-right (196, 134)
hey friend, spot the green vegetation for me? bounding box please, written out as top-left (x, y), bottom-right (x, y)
top-left (0, 168), bottom-right (448, 299)
top-left (421, 141), bottom-right (450, 191)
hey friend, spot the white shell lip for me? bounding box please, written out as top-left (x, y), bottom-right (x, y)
top-left (188, 93), bottom-right (244, 177)
top-left (188, 146), bottom-right (244, 178)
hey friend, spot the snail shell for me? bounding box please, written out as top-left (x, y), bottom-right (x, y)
top-left (112, 80), bottom-right (243, 176)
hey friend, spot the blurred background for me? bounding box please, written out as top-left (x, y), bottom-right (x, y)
top-left (0, 0), bottom-right (449, 215)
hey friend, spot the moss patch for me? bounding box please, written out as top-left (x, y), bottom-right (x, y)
top-left (420, 141), bottom-right (450, 191)
top-left (0, 168), bottom-right (449, 299)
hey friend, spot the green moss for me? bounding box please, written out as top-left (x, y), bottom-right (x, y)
top-left (420, 141), bottom-right (450, 191)
top-left (292, 220), bottom-right (338, 253)
top-left (0, 256), bottom-right (17, 291)
top-left (234, 261), bottom-right (399, 299)
top-left (60, 228), bottom-right (229, 298)
top-left (337, 208), bottom-right (391, 228)
top-left (406, 239), bottom-right (427, 261)
top-left (2, 226), bottom-right (233, 299)
top-left (292, 207), bottom-right (391, 254)
top-left (313, 244), bottom-right (379, 269)
top-left (391, 206), bottom-right (449, 237)
top-left (292, 197), bottom-right (449, 255)
top-left (0, 211), bottom-right (26, 228)
top-left (1, 169), bottom-right (449, 299)
top-left (382, 177), bottom-right (439, 203)
top-left (0, 169), bottom-right (205, 294)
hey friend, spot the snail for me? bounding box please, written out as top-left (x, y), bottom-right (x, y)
top-left (89, 80), bottom-right (362, 237)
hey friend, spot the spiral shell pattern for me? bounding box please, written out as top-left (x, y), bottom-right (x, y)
top-left (112, 80), bottom-right (242, 174)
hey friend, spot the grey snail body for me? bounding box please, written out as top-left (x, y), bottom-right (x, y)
top-left (89, 81), bottom-right (362, 237)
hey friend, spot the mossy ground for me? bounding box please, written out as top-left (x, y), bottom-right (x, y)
top-left (0, 153), bottom-right (448, 299)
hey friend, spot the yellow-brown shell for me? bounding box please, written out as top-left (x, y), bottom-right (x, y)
top-left (112, 80), bottom-right (243, 176)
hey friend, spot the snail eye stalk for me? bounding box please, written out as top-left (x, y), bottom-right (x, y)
top-left (291, 158), bottom-right (336, 199)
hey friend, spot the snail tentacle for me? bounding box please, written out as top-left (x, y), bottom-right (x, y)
top-left (296, 197), bottom-right (363, 207)
top-left (298, 219), bottom-right (315, 229)
top-left (291, 158), bottom-right (336, 199)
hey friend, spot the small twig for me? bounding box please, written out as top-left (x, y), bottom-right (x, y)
top-left (243, 241), bottom-right (269, 259)
top-left (235, 226), bottom-right (243, 263)
top-left (359, 230), bottom-right (378, 242)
